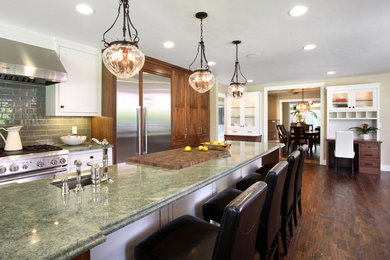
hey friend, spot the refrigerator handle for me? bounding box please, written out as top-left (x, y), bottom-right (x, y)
top-left (143, 107), bottom-right (148, 154)
top-left (136, 106), bottom-right (141, 156)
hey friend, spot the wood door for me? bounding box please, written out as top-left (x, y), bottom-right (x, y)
top-left (171, 69), bottom-right (188, 148)
top-left (186, 75), bottom-right (201, 146)
top-left (199, 90), bottom-right (210, 143)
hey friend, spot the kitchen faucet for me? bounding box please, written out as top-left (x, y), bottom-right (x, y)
top-left (89, 138), bottom-right (112, 182)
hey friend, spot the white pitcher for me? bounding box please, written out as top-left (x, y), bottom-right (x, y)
top-left (0, 126), bottom-right (23, 151)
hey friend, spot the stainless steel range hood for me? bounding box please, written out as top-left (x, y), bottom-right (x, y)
top-left (0, 37), bottom-right (67, 85)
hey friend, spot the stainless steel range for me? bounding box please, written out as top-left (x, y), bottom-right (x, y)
top-left (0, 145), bottom-right (69, 185)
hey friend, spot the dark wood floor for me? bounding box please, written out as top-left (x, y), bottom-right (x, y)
top-left (281, 163), bottom-right (390, 259)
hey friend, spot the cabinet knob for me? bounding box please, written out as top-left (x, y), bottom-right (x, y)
top-left (60, 105), bottom-right (64, 108)
top-left (90, 156), bottom-right (94, 159)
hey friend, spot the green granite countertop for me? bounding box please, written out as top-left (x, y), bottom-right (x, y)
top-left (57, 144), bottom-right (114, 153)
top-left (0, 141), bottom-right (282, 259)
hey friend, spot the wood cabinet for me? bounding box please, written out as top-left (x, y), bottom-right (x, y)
top-left (171, 69), bottom-right (210, 148)
top-left (46, 44), bottom-right (101, 116)
top-left (92, 57), bottom-right (210, 162)
top-left (327, 139), bottom-right (381, 175)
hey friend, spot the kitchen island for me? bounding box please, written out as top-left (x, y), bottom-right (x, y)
top-left (0, 141), bottom-right (283, 260)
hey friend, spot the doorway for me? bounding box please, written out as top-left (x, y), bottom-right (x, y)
top-left (264, 83), bottom-right (326, 165)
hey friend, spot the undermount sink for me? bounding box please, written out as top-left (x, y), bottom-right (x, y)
top-left (51, 175), bottom-right (92, 190)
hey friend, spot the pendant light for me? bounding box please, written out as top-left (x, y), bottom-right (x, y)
top-left (102, 0), bottom-right (145, 79)
top-left (228, 40), bottom-right (247, 99)
top-left (188, 12), bottom-right (215, 93)
top-left (296, 88), bottom-right (310, 111)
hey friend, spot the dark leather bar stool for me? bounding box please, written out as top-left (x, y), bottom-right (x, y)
top-left (134, 181), bottom-right (268, 260)
top-left (280, 151), bottom-right (300, 255)
top-left (202, 161), bottom-right (289, 260)
top-left (293, 144), bottom-right (308, 226)
top-left (236, 163), bottom-right (275, 191)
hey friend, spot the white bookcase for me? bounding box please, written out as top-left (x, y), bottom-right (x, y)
top-left (326, 83), bottom-right (380, 140)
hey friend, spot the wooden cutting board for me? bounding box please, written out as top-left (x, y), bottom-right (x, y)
top-left (127, 148), bottom-right (230, 170)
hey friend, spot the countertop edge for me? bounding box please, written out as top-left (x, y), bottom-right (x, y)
top-left (99, 144), bottom-right (283, 235)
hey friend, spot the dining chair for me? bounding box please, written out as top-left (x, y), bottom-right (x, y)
top-left (334, 131), bottom-right (355, 173)
top-left (276, 125), bottom-right (289, 151)
top-left (290, 126), bottom-right (307, 150)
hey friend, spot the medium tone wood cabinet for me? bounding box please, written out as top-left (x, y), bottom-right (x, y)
top-left (171, 68), bottom-right (210, 148)
top-left (92, 57), bottom-right (210, 162)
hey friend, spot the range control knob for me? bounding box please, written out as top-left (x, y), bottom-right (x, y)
top-left (37, 161), bottom-right (44, 167)
top-left (10, 164), bottom-right (19, 172)
top-left (59, 158), bottom-right (66, 164)
top-left (50, 159), bottom-right (58, 166)
top-left (22, 164), bottom-right (29, 170)
top-left (0, 166), bottom-right (6, 174)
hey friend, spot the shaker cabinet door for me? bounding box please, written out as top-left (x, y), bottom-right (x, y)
top-left (46, 45), bottom-right (101, 116)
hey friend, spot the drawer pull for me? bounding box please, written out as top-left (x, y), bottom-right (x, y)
top-left (90, 156), bottom-right (94, 159)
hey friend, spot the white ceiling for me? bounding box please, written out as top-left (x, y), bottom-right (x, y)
top-left (1, 0), bottom-right (390, 85)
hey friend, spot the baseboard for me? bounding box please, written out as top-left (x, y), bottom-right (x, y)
top-left (381, 164), bottom-right (390, 172)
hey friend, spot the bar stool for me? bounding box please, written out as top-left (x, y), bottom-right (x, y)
top-left (293, 144), bottom-right (308, 226)
top-left (236, 163), bottom-right (275, 191)
top-left (280, 151), bottom-right (300, 255)
top-left (202, 161), bottom-right (289, 260)
top-left (134, 181), bottom-right (268, 260)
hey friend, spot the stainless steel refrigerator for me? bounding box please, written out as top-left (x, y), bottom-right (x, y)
top-left (116, 73), bottom-right (171, 163)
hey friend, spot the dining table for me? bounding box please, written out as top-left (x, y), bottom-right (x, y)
top-left (289, 127), bottom-right (319, 154)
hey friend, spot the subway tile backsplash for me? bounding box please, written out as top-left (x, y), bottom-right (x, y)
top-left (0, 82), bottom-right (90, 147)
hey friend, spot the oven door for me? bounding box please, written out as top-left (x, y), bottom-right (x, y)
top-left (0, 167), bottom-right (68, 186)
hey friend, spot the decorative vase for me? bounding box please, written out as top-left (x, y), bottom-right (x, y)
top-left (363, 134), bottom-right (370, 140)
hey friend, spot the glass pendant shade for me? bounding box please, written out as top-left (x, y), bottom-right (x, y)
top-left (102, 42), bottom-right (145, 79)
top-left (188, 12), bottom-right (215, 94)
top-left (189, 69), bottom-right (216, 93)
top-left (102, 0), bottom-right (144, 79)
top-left (228, 83), bottom-right (247, 99)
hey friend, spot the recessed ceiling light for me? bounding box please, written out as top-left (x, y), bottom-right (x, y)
top-left (246, 53), bottom-right (261, 59)
top-left (207, 61), bottom-right (216, 66)
top-left (289, 5), bottom-right (308, 17)
top-left (303, 44), bottom-right (317, 50)
top-left (163, 41), bottom-right (175, 48)
top-left (327, 71), bottom-right (336, 75)
top-left (76, 4), bottom-right (94, 15)
top-left (247, 79), bottom-right (254, 83)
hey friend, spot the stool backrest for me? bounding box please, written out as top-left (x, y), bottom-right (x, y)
top-left (295, 144), bottom-right (308, 196)
top-left (282, 151), bottom-right (301, 215)
top-left (256, 161), bottom-right (289, 252)
top-left (335, 131), bottom-right (354, 158)
top-left (213, 181), bottom-right (268, 260)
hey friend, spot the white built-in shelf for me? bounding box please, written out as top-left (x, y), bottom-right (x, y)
top-left (326, 83), bottom-right (380, 141)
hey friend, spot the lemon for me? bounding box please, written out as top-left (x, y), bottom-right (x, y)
top-left (203, 146), bottom-right (208, 152)
top-left (212, 141), bottom-right (218, 145)
top-left (198, 145), bottom-right (204, 151)
top-left (184, 146), bottom-right (191, 152)
top-left (204, 142), bottom-right (210, 144)
top-left (218, 142), bottom-right (225, 146)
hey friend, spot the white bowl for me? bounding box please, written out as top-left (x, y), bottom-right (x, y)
top-left (60, 135), bottom-right (87, 146)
